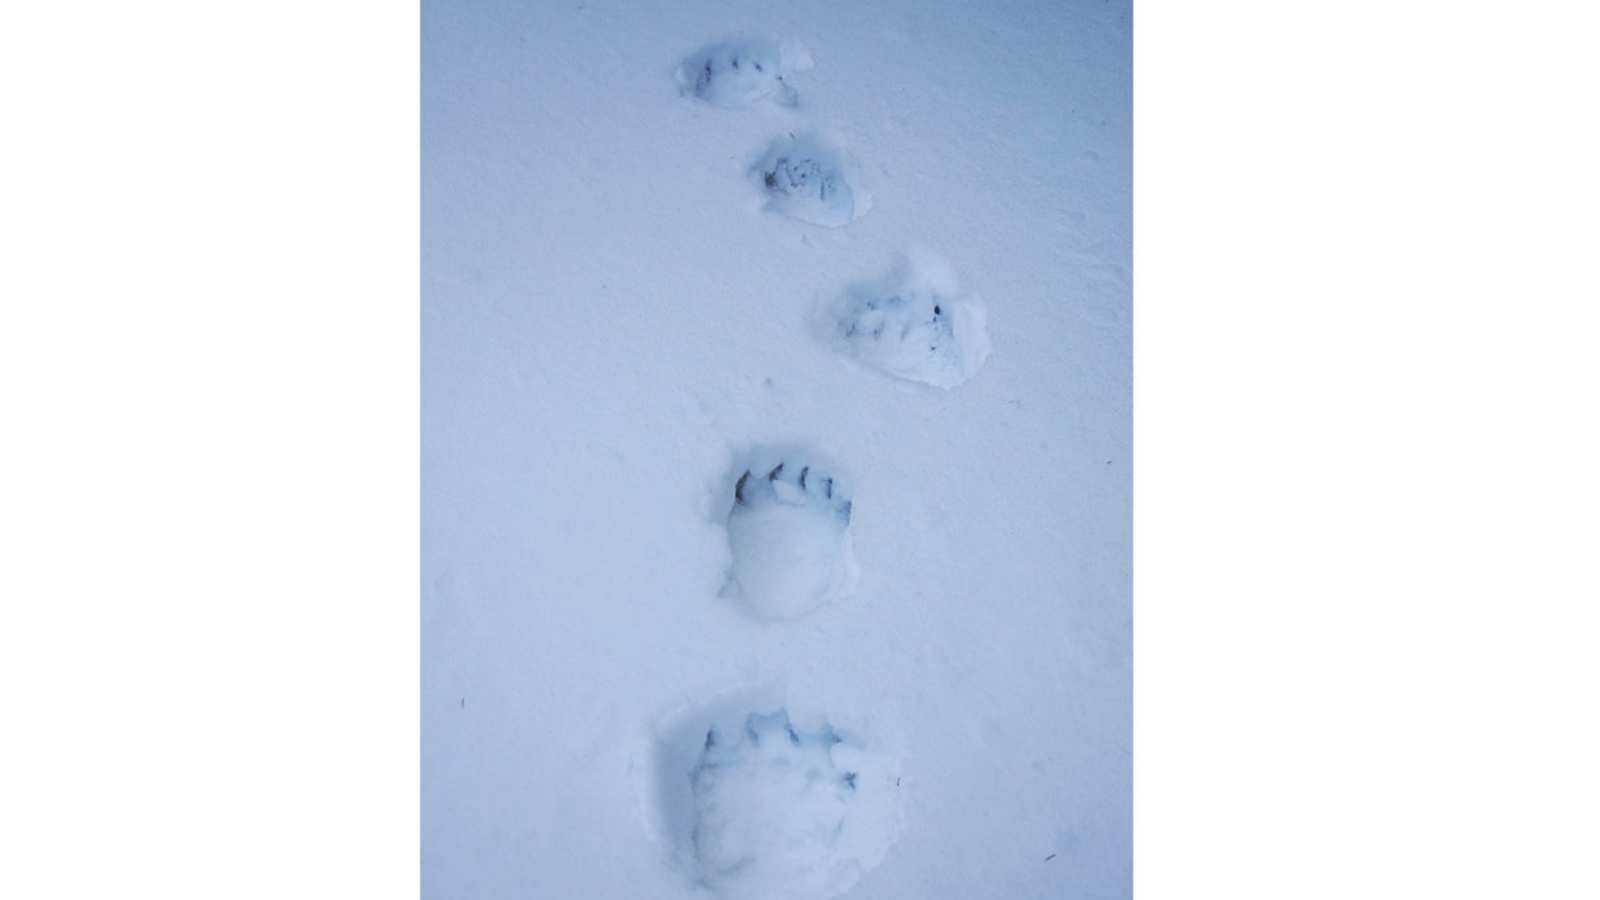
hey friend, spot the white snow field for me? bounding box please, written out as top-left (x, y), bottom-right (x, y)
top-left (423, 0), bottom-right (1131, 898)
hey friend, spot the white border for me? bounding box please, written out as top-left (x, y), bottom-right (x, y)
top-left (0, 2), bottom-right (417, 896)
top-left (1137, 1), bottom-right (1600, 897)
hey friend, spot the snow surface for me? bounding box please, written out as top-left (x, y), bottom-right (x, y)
top-left (423, 0), bottom-right (1131, 897)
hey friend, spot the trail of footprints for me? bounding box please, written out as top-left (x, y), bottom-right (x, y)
top-left (648, 36), bottom-right (994, 900)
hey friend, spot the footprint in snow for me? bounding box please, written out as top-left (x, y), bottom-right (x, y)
top-left (725, 458), bottom-right (857, 621)
top-left (676, 39), bottom-right (813, 109)
top-left (751, 132), bottom-right (870, 228)
top-left (645, 691), bottom-right (901, 900)
top-left (688, 708), bottom-right (899, 900)
top-left (819, 250), bottom-right (992, 389)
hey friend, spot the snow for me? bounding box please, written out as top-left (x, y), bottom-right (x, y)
top-left (423, 0), bottom-right (1131, 898)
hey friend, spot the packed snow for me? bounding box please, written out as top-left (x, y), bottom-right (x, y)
top-left (424, 0), bottom-right (1131, 897)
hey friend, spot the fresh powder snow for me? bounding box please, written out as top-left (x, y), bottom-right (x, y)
top-left (423, 0), bottom-right (1132, 897)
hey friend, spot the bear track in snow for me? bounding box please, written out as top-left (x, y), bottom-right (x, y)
top-left (751, 133), bottom-right (870, 228)
top-left (725, 459), bottom-right (857, 621)
top-left (676, 39), bottom-right (813, 109)
top-left (820, 251), bottom-right (992, 389)
top-left (689, 708), bottom-right (900, 900)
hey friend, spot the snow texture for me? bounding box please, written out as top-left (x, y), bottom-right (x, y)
top-left (822, 251), bottom-right (991, 388)
top-left (726, 458), bottom-right (857, 621)
top-left (752, 133), bottom-right (870, 227)
top-left (677, 39), bottom-right (813, 109)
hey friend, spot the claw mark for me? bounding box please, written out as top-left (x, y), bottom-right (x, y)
top-left (1045, 854), bottom-right (1057, 862)
top-left (798, 466), bottom-right (810, 489)
top-left (838, 500), bottom-right (852, 521)
top-left (705, 729), bottom-right (718, 750)
top-left (842, 772), bottom-right (857, 791)
top-left (823, 477), bottom-right (834, 499)
top-left (735, 470), bottom-right (751, 504)
top-left (768, 462), bottom-right (784, 481)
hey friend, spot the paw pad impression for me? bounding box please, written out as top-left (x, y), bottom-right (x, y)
top-left (726, 459), bottom-right (857, 621)
top-left (676, 39), bottom-right (812, 109)
top-left (751, 133), bottom-right (870, 228)
top-left (691, 708), bottom-right (900, 900)
top-left (822, 251), bottom-right (991, 389)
